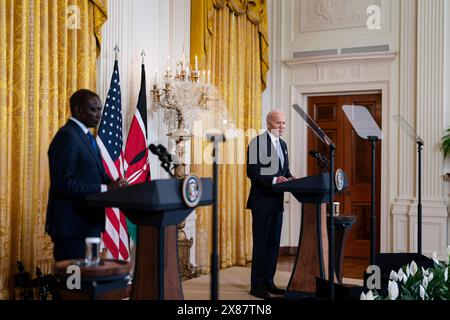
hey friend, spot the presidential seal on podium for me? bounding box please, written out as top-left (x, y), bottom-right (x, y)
top-left (182, 174), bottom-right (202, 208)
top-left (335, 169), bottom-right (345, 191)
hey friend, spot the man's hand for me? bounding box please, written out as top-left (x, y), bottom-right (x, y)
top-left (275, 176), bottom-right (288, 184)
top-left (288, 176), bottom-right (297, 181)
top-left (107, 178), bottom-right (128, 190)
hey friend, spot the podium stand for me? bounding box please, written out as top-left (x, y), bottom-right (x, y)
top-left (273, 173), bottom-right (347, 298)
top-left (87, 178), bottom-right (213, 300)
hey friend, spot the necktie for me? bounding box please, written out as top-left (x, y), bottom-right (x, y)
top-left (87, 132), bottom-right (98, 154)
top-left (276, 139), bottom-right (284, 168)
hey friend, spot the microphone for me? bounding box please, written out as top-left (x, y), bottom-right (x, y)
top-left (156, 144), bottom-right (173, 163)
top-left (319, 153), bottom-right (329, 165)
top-left (309, 150), bottom-right (321, 159)
top-left (309, 150), bottom-right (329, 168)
top-left (150, 144), bottom-right (172, 164)
top-left (149, 143), bottom-right (174, 177)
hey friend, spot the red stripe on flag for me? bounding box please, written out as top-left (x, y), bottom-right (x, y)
top-left (102, 230), bottom-right (119, 259)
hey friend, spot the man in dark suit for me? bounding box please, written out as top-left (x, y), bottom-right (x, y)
top-left (246, 109), bottom-right (295, 299)
top-left (45, 89), bottom-right (126, 262)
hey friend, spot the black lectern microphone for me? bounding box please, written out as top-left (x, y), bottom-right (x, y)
top-left (149, 144), bottom-right (175, 178)
top-left (149, 144), bottom-right (172, 163)
top-left (309, 150), bottom-right (329, 168)
top-left (309, 150), bottom-right (321, 159)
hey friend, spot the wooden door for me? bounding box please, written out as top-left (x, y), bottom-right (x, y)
top-left (307, 94), bottom-right (382, 259)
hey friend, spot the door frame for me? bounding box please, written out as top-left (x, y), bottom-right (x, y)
top-left (286, 82), bottom-right (392, 254)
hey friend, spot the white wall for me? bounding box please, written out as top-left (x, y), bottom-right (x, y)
top-left (97, 0), bottom-right (197, 262)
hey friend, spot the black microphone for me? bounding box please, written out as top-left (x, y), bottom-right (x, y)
top-left (309, 150), bottom-right (322, 161)
top-left (156, 144), bottom-right (172, 163)
top-left (309, 150), bottom-right (328, 168)
top-left (149, 143), bottom-right (159, 157)
top-left (149, 144), bottom-right (173, 164)
top-left (150, 143), bottom-right (174, 177)
top-left (319, 153), bottom-right (329, 164)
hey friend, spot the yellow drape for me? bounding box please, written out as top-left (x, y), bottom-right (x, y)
top-left (0, 0), bottom-right (107, 299)
top-left (190, 0), bottom-right (267, 273)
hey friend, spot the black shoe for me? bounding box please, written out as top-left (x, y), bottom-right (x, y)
top-left (250, 287), bottom-right (271, 299)
top-left (264, 285), bottom-right (285, 295)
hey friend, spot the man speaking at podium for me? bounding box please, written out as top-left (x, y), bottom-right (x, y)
top-left (45, 89), bottom-right (126, 262)
top-left (246, 109), bottom-right (295, 299)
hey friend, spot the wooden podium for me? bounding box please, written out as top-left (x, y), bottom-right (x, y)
top-left (273, 173), bottom-right (347, 298)
top-left (87, 178), bottom-right (213, 300)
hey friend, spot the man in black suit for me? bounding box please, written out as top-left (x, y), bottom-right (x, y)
top-left (246, 109), bottom-right (295, 299)
top-left (45, 89), bottom-right (126, 262)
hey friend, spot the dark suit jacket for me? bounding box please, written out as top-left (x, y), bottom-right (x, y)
top-left (45, 120), bottom-right (111, 238)
top-left (246, 132), bottom-right (292, 212)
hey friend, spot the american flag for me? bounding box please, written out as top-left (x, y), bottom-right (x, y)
top-left (96, 60), bottom-right (130, 261)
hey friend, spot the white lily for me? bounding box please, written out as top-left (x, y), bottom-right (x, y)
top-left (389, 270), bottom-right (398, 281)
top-left (402, 273), bottom-right (408, 284)
top-left (428, 272), bottom-right (434, 282)
top-left (406, 264), bottom-right (411, 277)
top-left (419, 285), bottom-right (426, 300)
top-left (409, 261), bottom-right (418, 276)
top-left (366, 290), bottom-right (375, 300)
top-left (444, 268), bottom-right (448, 282)
top-left (388, 280), bottom-right (399, 300)
top-left (422, 276), bottom-right (429, 289)
top-left (432, 251), bottom-right (440, 265)
top-left (360, 290), bottom-right (375, 300)
top-left (398, 268), bottom-right (408, 284)
top-left (421, 266), bottom-right (429, 276)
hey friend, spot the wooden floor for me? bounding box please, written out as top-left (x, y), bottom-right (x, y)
top-left (277, 255), bottom-right (369, 280)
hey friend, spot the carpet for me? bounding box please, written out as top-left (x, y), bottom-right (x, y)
top-left (182, 267), bottom-right (363, 300)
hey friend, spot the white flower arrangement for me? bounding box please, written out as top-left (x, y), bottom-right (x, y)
top-left (360, 246), bottom-right (450, 300)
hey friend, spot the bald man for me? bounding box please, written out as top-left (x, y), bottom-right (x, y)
top-left (246, 110), bottom-right (295, 299)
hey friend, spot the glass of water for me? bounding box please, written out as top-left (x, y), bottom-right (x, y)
top-left (85, 237), bottom-right (101, 266)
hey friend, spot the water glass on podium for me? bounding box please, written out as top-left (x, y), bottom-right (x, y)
top-left (85, 237), bottom-right (101, 266)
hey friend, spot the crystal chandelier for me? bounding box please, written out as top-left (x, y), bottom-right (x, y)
top-left (150, 52), bottom-right (232, 178)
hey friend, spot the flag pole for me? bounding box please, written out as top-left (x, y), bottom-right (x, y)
top-left (114, 44), bottom-right (120, 61)
top-left (141, 50), bottom-right (146, 65)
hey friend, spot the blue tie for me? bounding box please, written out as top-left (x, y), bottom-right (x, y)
top-left (276, 139), bottom-right (284, 168)
top-left (87, 132), bottom-right (98, 154)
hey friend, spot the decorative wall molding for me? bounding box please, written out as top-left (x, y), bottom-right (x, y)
top-left (300, 0), bottom-right (383, 33)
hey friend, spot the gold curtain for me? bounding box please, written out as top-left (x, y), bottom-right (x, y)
top-left (190, 0), bottom-right (268, 273)
top-left (0, 0), bottom-right (107, 299)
